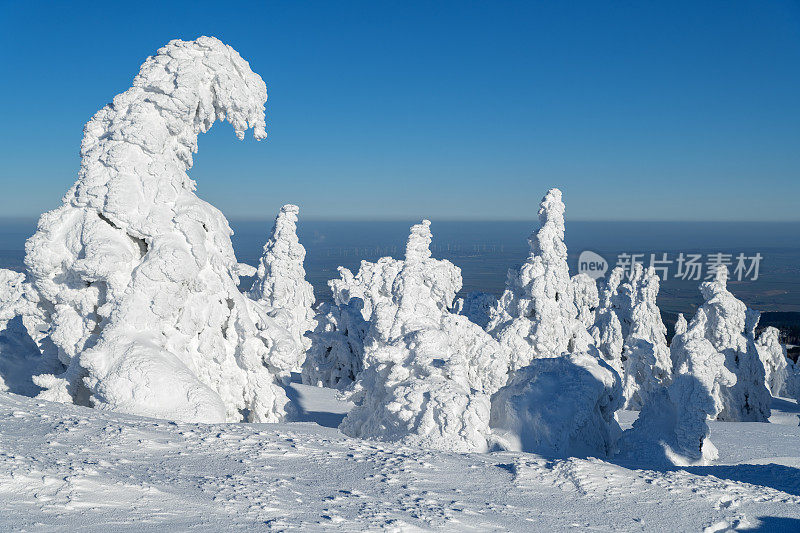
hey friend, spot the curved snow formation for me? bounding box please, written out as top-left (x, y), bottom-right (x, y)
top-left (620, 264), bottom-right (672, 409)
top-left (486, 189), bottom-right (592, 370)
top-left (490, 352), bottom-right (623, 458)
top-left (340, 221), bottom-right (511, 452)
top-left (248, 204), bottom-right (316, 375)
top-left (21, 37), bottom-right (291, 423)
top-left (618, 307), bottom-right (736, 466)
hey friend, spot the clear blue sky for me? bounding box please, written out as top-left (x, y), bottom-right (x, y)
top-left (1, 1), bottom-right (798, 221)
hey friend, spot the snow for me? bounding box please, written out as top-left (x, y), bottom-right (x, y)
top-left (756, 326), bottom-right (790, 397)
top-left (1, 388), bottom-right (798, 531)
top-left (454, 291), bottom-right (496, 329)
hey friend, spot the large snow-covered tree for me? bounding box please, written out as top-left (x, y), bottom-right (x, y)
top-left (15, 37), bottom-right (297, 423)
top-left (619, 264), bottom-right (672, 409)
top-left (248, 204), bottom-right (316, 376)
top-left (486, 189), bottom-right (590, 369)
top-left (339, 221), bottom-right (510, 452)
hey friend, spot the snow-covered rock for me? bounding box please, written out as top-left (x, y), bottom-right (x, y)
top-left (489, 351), bottom-right (623, 458)
top-left (17, 37), bottom-right (292, 423)
top-left (618, 307), bottom-right (737, 466)
top-left (455, 291), bottom-right (496, 329)
top-left (340, 221), bottom-right (510, 452)
top-left (620, 264), bottom-right (672, 409)
top-left (248, 204), bottom-right (316, 375)
top-left (486, 189), bottom-right (590, 370)
top-left (755, 327), bottom-right (789, 397)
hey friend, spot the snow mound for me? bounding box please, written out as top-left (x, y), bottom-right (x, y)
top-left (486, 189), bottom-right (591, 369)
top-left (490, 351), bottom-right (623, 458)
top-left (340, 221), bottom-right (510, 452)
top-left (618, 307), bottom-right (737, 466)
top-left (248, 204), bottom-right (316, 376)
top-left (15, 37), bottom-right (295, 423)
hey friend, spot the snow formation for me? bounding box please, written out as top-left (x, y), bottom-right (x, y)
top-left (12, 37), bottom-right (299, 423)
top-left (248, 204), bottom-right (316, 376)
top-left (455, 291), bottom-right (496, 329)
top-left (486, 189), bottom-right (591, 369)
top-left (619, 264), bottom-right (672, 409)
top-left (755, 327), bottom-right (789, 397)
top-left (339, 221), bottom-right (511, 452)
top-left (618, 307), bottom-right (737, 466)
top-left (589, 268), bottom-right (625, 375)
top-left (695, 269), bottom-right (771, 422)
top-left (572, 273), bottom-right (599, 328)
top-left (490, 352), bottom-right (623, 458)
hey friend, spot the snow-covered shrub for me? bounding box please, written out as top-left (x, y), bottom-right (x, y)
top-left (589, 268), bottom-right (624, 375)
top-left (486, 189), bottom-right (591, 370)
top-left (301, 299), bottom-right (368, 389)
top-left (694, 269), bottom-right (770, 422)
top-left (620, 265), bottom-right (672, 409)
top-left (617, 307), bottom-right (736, 466)
top-left (755, 327), bottom-right (789, 397)
top-left (248, 204), bottom-right (316, 375)
top-left (455, 291), bottom-right (496, 329)
top-left (489, 351), bottom-right (623, 458)
top-left (340, 221), bottom-right (510, 452)
top-left (572, 273), bottom-right (599, 328)
top-left (328, 258), bottom-right (403, 320)
top-left (16, 37), bottom-right (295, 423)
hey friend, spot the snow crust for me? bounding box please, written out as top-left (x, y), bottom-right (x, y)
top-left (9, 37), bottom-right (302, 423)
top-left (339, 221), bottom-right (511, 452)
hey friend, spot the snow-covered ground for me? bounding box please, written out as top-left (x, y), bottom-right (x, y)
top-left (1, 379), bottom-right (798, 532)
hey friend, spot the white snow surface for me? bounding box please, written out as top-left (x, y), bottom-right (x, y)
top-left (1, 387), bottom-right (799, 531)
top-left (17, 37), bottom-right (295, 424)
top-left (340, 221), bottom-right (511, 452)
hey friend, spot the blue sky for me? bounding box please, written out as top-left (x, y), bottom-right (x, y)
top-left (1, 1), bottom-right (798, 221)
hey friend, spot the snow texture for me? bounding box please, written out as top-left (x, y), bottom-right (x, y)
top-left (589, 267), bottom-right (625, 375)
top-left (454, 291), bottom-right (496, 329)
top-left (572, 273), bottom-right (599, 328)
top-left (696, 268), bottom-right (771, 422)
top-left (490, 351), bottom-right (623, 458)
top-left (248, 204), bottom-right (316, 376)
top-left (486, 189), bottom-right (591, 370)
top-left (756, 327), bottom-right (789, 397)
top-left (340, 221), bottom-right (511, 452)
top-left (619, 264), bottom-right (672, 409)
top-left (618, 307), bottom-right (737, 466)
top-left (17, 37), bottom-right (292, 423)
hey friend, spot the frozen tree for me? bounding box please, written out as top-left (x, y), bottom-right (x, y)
top-left (572, 273), bottom-right (599, 328)
top-left (695, 269), bottom-right (770, 422)
top-left (489, 351), bottom-right (623, 458)
top-left (340, 221), bottom-right (510, 452)
top-left (620, 264), bottom-right (672, 409)
top-left (617, 307), bottom-right (736, 466)
top-left (18, 37), bottom-right (293, 423)
top-left (454, 291), bottom-right (496, 329)
top-left (248, 204), bottom-right (316, 375)
top-left (486, 189), bottom-right (591, 370)
top-left (302, 299), bottom-right (368, 389)
top-left (755, 327), bottom-right (789, 397)
top-left (589, 268), bottom-right (624, 375)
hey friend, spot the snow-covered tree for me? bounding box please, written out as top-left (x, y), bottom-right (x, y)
top-left (755, 327), bottom-right (789, 397)
top-left (490, 351), bottom-right (623, 458)
top-left (617, 307), bottom-right (736, 466)
top-left (17, 37), bottom-right (293, 423)
top-left (248, 204), bottom-right (316, 375)
top-left (620, 264), bottom-right (672, 409)
top-left (589, 268), bottom-right (624, 375)
top-left (572, 273), bottom-right (599, 328)
top-left (695, 269), bottom-right (771, 422)
top-left (454, 291), bottom-right (496, 329)
top-left (486, 189), bottom-right (590, 370)
top-left (339, 221), bottom-right (510, 452)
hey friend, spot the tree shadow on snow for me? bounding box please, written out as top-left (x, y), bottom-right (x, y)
top-left (282, 376), bottom-right (347, 429)
top-left (679, 463), bottom-right (800, 497)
